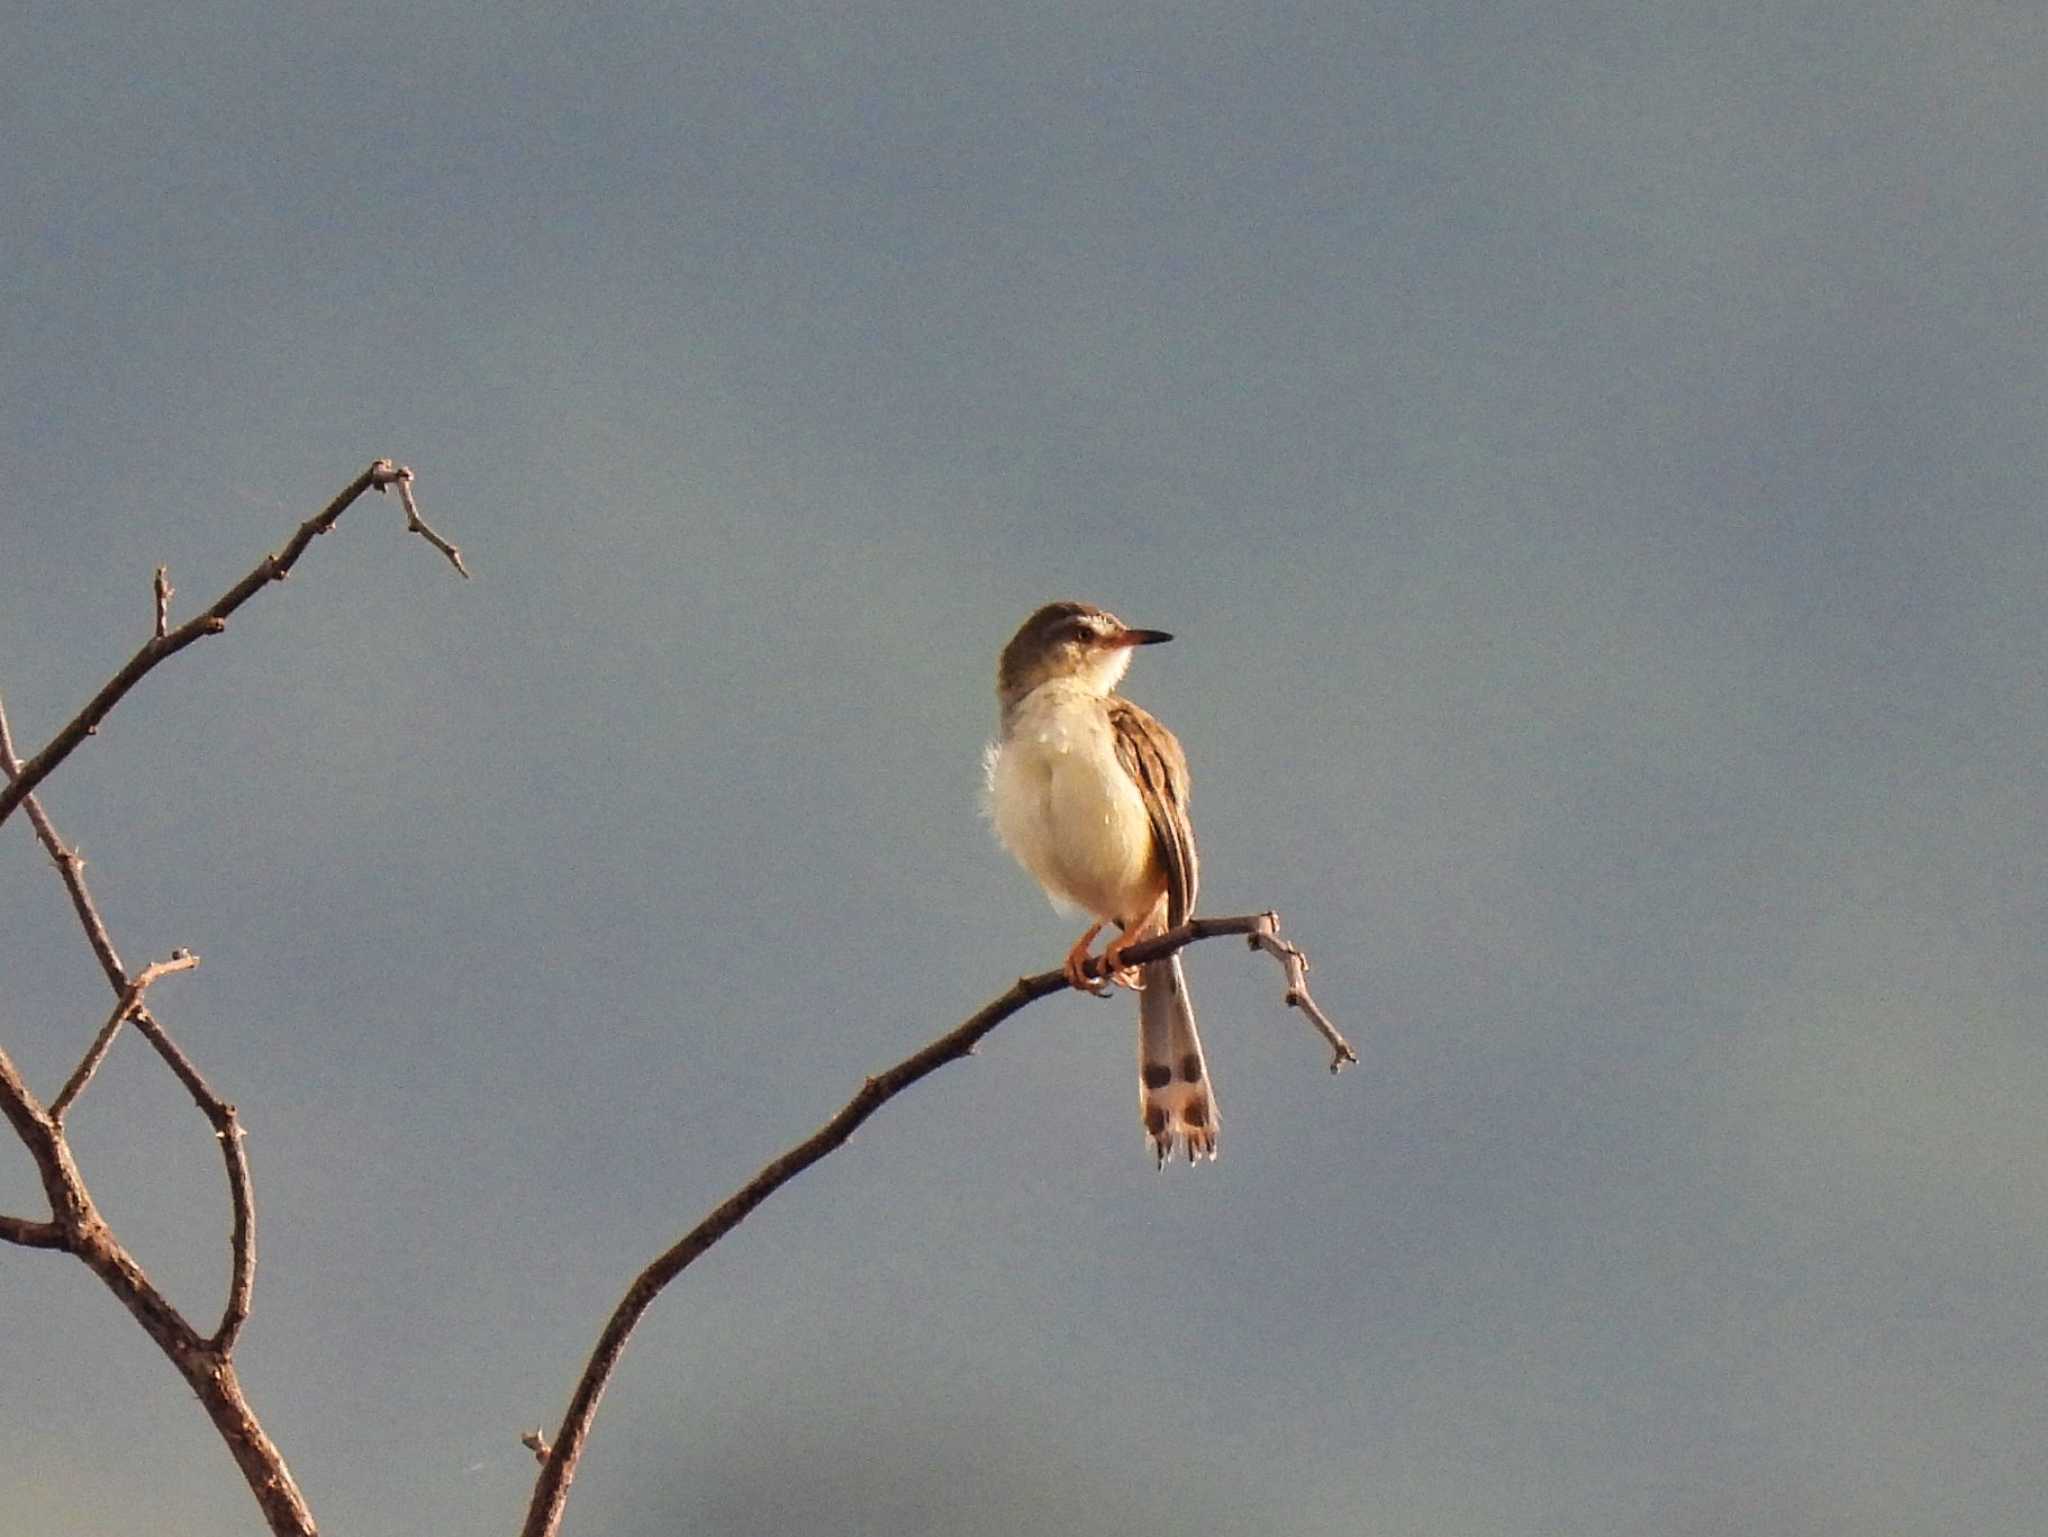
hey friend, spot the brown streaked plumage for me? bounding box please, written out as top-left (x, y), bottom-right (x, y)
top-left (985, 601), bottom-right (1218, 1165)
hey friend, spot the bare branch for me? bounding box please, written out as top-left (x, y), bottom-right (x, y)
top-left (210, 1098), bottom-right (257, 1351)
top-left (0, 894), bottom-right (302, 1536)
top-left (0, 1038), bottom-right (71, 1253)
top-left (0, 1212), bottom-right (67, 1249)
top-left (0, 1046), bottom-right (302, 1530)
top-left (370, 469), bottom-right (466, 577)
top-left (0, 696), bottom-right (127, 989)
top-left (0, 1041), bottom-right (83, 1254)
top-left (4, 695), bottom-right (262, 1340)
top-left (50, 950), bottom-right (201, 1121)
top-left (382, 464), bottom-right (469, 577)
top-left (1237, 914), bottom-right (1358, 1071)
top-left (0, 465), bottom-right (453, 1535)
top-left (1093, 910), bottom-right (1357, 1069)
top-left (521, 911), bottom-right (1347, 1537)
top-left (114, 1003), bottom-right (258, 1348)
top-left (5, 687), bottom-right (260, 1343)
top-left (0, 1041), bottom-right (83, 1235)
top-left (0, 458), bottom-right (454, 828)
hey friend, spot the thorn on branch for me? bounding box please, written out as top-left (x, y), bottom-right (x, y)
top-left (154, 566), bottom-right (173, 639)
top-left (522, 1430), bottom-right (551, 1464)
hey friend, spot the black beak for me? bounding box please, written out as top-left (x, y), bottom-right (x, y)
top-left (1117, 627), bottom-right (1173, 647)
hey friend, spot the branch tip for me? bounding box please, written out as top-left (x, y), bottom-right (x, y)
top-left (388, 468), bottom-right (469, 577)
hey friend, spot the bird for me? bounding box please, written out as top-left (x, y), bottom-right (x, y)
top-left (984, 601), bottom-right (1217, 1166)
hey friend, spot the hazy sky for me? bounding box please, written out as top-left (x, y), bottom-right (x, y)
top-left (4, 4), bottom-right (2045, 1535)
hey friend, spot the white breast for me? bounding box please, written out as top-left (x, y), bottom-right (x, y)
top-left (986, 681), bottom-right (1161, 925)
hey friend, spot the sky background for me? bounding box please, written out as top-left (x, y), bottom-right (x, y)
top-left (4, 3), bottom-right (2045, 1534)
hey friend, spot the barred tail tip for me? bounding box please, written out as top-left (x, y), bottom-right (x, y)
top-left (1142, 1092), bottom-right (1219, 1168)
top-left (1138, 954), bottom-right (1217, 1167)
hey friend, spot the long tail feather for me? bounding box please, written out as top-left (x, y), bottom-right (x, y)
top-left (1137, 955), bottom-right (1218, 1166)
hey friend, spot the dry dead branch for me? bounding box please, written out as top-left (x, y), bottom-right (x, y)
top-left (0, 462), bottom-right (461, 1537)
top-left (519, 910), bottom-right (1349, 1537)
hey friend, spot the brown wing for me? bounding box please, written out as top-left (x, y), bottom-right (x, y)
top-left (1107, 696), bottom-right (1199, 926)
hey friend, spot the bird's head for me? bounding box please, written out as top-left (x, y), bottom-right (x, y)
top-left (998, 601), bottom-right (1172, 707)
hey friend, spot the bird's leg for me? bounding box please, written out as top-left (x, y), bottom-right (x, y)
top-left (1064, 920), bottom-right (1114, 996)
top-left (1101, 896), bottom-right (1168, 991)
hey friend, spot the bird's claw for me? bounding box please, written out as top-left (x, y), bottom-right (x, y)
top-left (1073, 967), bottom-right (1115, 996)
top-left (1064, 925), bottom-right (1115, 996)
top-left (1101, 935), bottom-right (1146, 991)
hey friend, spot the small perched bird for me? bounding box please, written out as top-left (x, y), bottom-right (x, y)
top-left (985, 601), bottom-right (1217, 1165)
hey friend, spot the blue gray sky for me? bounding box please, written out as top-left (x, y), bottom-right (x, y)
top-left (4, 4), bottom-right (2045, 1534)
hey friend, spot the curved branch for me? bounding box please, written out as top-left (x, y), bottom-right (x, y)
top-left (122, 1003), bottom-right (259, 1350)
top-left (0, 462), bottom-right (459, 1534)
top-left (0, 459), bottom-right (432, 828)
top-left (1, 983), bottom-right (297, 1526)
top-left (5, 697), bottom-right (261, 1351)
top-left (521, 910), bottom-right (1349, 1537)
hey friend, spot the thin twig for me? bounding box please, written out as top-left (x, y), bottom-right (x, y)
top-left (0, 464), bottom-right (448, 1535)
top-left (1104, 911), bottom-right (1357, 1069)
top-left (383, 466), bottom-right (468, 577)
top-left (521, 910), bottom-right (1347, 1537)
top-left (0, 696), bottom-right (127, 989)
top-left (211, 1097), bottom-right (257, 1350)
top-left (0, 458), bottom-right (455, 828)
top-left (50, 950), bottom-right (201, 1121)
top-left (1239, 914), bottom-right (1358, 1071)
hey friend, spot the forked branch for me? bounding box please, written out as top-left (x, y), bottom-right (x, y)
top-left (0, 460), bottom-right (453, 829)
top-left (520, 910), bottom-right (1350, 1537)
top-left (0, 460), bottom-right (463, 1537)
top-left (50, 949), bottom-right (200, 1120)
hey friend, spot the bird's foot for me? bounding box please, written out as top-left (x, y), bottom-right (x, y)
top-left (1101, 933), bottom-right (1147, 991)
top-left (1064, 922), bottom-right (1113, 996)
